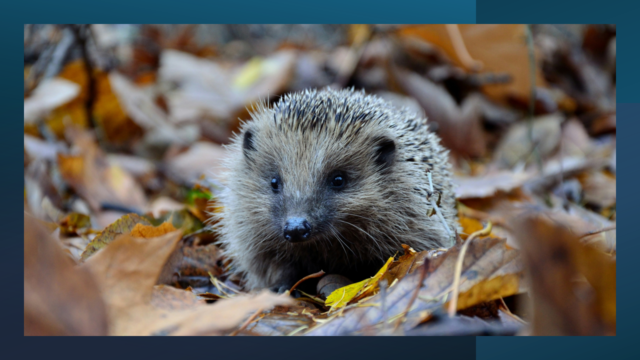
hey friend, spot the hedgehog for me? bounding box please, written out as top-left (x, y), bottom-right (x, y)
top-left (213, 88), bottom-right (458, 292)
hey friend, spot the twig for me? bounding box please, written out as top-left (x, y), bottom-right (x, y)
top-left (447, 221), bottom-right (493, 317)
top-left (296, 290), bottom-right (326, 305)
top-left (43, 27), bottom-right (75, 80)
top-left (579, 225), bottom-right (616, 240)
top-left (229, 307), bottom-right (264, 336)
top-left (289, 270), bottom-right (325, 293)
top-left (445, 24), bottom-right (483, 72)
top-left (497, 297), bottom-right (527, 325)
top-left (287, 325), bottom-right (309, 336)
top-left (209, 272), bottom-right (234, 298)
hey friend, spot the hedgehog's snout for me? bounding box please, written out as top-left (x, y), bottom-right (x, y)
top-left (283, 217), bottom-right (312, 243)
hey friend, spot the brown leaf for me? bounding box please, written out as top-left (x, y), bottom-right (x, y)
top-left (58, 128), bottom-right (147, 212)
top-left (390, 66), bottom-right (486, 158)
top-left (397, 25), bottom-right (547, 104)
top-left (109, 72), bottom-right (198, 148)
top-left (561, 118), bottom-right (593, 157)
top-left (130, 221), bottom-right (178, 238)
top-left (158, 242), bottom-right (223, 286)
top-left (383, 244), bottom-right (420, 284)
top-left (307, 237), bottom-right (524, 335)
top-left (81, 213), bottom-right (151, 261)
top-left (57, 60), bottom-right (143, 144)
top-left (82, 230), bottom-right (291, 335)
top-left (164, 142), bottom-right (226, 185)
top-left (494, 114), bottom-right (563, 168)
top-left (578, 170), bottom-right (616, 210)
top-left (512, 211), bottom-right (615, 335)
top-left (24, 213), bottom-right (108, 336)
top-left (454, 171), bottom-right (532, 199)
top-left (240, 303), bottom-right (318, 336)
top-left (150, 285), bottom-right (206, 310)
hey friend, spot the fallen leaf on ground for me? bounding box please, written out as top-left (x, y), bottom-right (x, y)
top-left (24, 213), bottom-right (108, 335)
top-left (165, 142), bottom-right (226, 185)
top-left (130, 221), bottom-right (177, 238)
top-left (325, 257), bottom-right (394, 312)
top-left (494, 114), bottom-right (563, 168)
top-left (307, 237), bottom-right (524, 335)
top-left (24, 78), bottom-right (80, 124)
top-left (57, 60), bottom-right (142, 144)
top-left (58, 128), bottom-right (147, 213)
top-left (82, 230), bottom-right (290, 335)
top-left (81, 213), bottom-right (151, 261)
top-left (454, 171), bottom-right (532, 199)
top-left (238, 302), bottom-right (319, 336)
top-left (512, 211), bottom-right (615, 335)
top-left (159, 241), bottom-right (223, 286)
top-left (390, 66), bottom-right (486, 158)
top-left (578, 170), bottom-right (616, 210)
top-left (397, 24), bottom-right (547, 104)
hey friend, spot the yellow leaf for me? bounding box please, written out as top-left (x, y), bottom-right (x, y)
top-left (233, 57), bottom-right (264, 89)
top-left (325, 257), bottom-right (394, 311)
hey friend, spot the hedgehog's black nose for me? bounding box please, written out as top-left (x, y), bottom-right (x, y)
top-left (284, 218), bottom-right (312, 243)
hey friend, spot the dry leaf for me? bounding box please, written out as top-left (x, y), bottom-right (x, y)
top-left (579, 170), bottom-right (616, 210)
top-left (454, 171), bottom-right (532, 199)
top-left (24, 213), bottom-right (108, 335)
top-left (130, 221), bottom-right (178, 238)
top-left (308, 237), bottom-right (524, 335)
top-left (24, 78), bottom-right (80, 124)
top-left (390, 66), bottom-right (486, 158)
top-left (56, 60), bottom-right (142, 144)
top-left (164, 141), bottom-right (226, 184)
top-left (325, 257), bottom-right (394, 311)
top-left (494, 114), bottom-right (563, 168)
top-left (397, 24), bottom-right (547, 104)
top-left (512, 211), bottom-right (615, 335)
top-left (81, 213), bottom-right (151, 260)
top-left (82, 229), bottom-right (291, 335)
top-left (58, 128), bottom-right (147, 213)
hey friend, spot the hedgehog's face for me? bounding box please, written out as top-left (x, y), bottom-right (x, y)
top-left (238, 121), bottom-right (398, 249)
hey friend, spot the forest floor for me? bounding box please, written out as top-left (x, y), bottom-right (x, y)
top-left (24, 24), bottom-right (616, 336)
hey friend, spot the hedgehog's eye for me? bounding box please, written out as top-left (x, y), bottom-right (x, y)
top-left (329, 171), bottom-right (346, 190)
top-left (271, 176), bottom-right (280, 192)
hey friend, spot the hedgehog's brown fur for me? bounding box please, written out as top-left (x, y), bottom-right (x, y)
top-left (213, 88), bottom-right (458, 291)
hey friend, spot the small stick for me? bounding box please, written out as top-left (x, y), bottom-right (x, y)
top-left (579, 225), bottom-right (616, 240)
top-left (447, 221), bottom-right (493, 317)
top-left (229, 307), bottom-right (264, 336)
top-left (289, 270), bottom-right (325, 293)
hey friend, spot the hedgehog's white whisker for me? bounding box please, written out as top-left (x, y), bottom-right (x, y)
top-left (334, 219), bottom-right (385, 260)
top-left (327, 223), bottom-right (356, 259)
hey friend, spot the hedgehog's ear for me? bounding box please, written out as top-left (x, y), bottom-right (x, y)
top-left (374, 137), bottom-right (396, 172)
top-left (242, 129), bottom-right (256, 160)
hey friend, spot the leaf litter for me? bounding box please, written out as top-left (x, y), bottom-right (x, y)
top-left (24, 24), bottom-right (615, 336)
